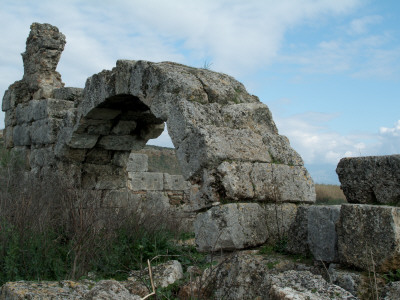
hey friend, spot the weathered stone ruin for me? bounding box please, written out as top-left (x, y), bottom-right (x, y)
top-left (2, 22), bottom-right (400, 299)
top-left (2, 22), bottom-right (315, 223)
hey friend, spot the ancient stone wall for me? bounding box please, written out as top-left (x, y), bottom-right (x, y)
top-left (1, 23), bottom-right (316, 216)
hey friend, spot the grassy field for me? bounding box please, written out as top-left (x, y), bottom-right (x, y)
top-left (315, 184), bottom-right (347, 205)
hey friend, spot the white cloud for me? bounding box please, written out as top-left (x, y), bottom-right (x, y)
top-left (276, 113), bottom-right (399, 165)
top-left (347, 15), bottom-right (382, 35)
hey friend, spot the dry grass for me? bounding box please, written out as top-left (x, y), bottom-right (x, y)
top-left (315, 184), bottom-right (347, 205)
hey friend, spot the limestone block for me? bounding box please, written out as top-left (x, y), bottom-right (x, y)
top-left (31, 118), bottom-right (62, 145)
top-left (68, 133), bottom-right (99, 148)
top-left (262, 203), bottom-right (298, 245)
top-left (98, 135), bottom-right (146, 151)
top-left (194, 203), bottom-right (267, 252)
top-left (4, 111), bottom-right (15, 127)
top-left (337, 204), bottom-right (400, 272)
top-left (381, 282), bottom-right (400, 300)
top-left (0, 280), bottom-right (95, 300)
top-left (112, 152), bottom-right (130, 167)
top-left (30, 147), bottom-right (56, 168)
top-left (128, 260), bottom-right (183, 289)
top-left (74, 118), bottom-right (113, 135)
top-left (95, 175), bottom-right (126, 190)
top-left (4, 127), bottom-right (14, 148)
top-left (128, 172), bottom-right (164, 191)
top-left (53, 87), bottom-right (83, 102)
top-left (16, 103), bottom-right (33, 124)
top-left (126, 153), bottom-right (148, 172)
top-left (111, 120), bottom-right (137, 135)
top-left (268, 270), bottom-right (356, 300)
top-left (84, 280), bottom-right (139, 300)
top-left (337, 155), bottom-right (400, 205)
top-left (286, 206), bottom-right (310, 256)
top-left (85, 108), bottom-right (121, 120)
top-left (2, 88), bottom-right (12, 111)
top-left (217, 161), bottom-right (316, 203)
top-left (164, 174), bottom-right (190, 191)
top-left (13, 124), bottom-right (31, 146)
top-left (32, 98), bottom-right (75, 120)
top-left (307, 205), bottom-right (341, 262)
top-left (217, 161), bottom-right (255, 200)
top-left (262, 132), bottom-right (304, 166)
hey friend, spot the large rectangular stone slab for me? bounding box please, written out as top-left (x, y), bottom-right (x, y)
top-left (13, 124), bottom-right (31, 146)
top-left (32, 99), bottom-right (75, 120)
top-left (164, 174), bottom-right (190, 191)
top-left (194, 203), bottom-right (267, 252)
top-left (337, 204), bottom-right (400, 272)
top-left (31, 119), bottom-right (63, 145)
top-left (126, 153), bottom-right (148, 172)
top-left (307, 205), bottom-right (340, 262)
top-left (336, 155), bottom-right (400, 205)
top-left (128, 172), bottom-right (164, 191)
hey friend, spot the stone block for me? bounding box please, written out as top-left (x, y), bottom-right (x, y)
top-left (126, 153), bottom-right (148, 172)
top-left (286, 206), bottom-right (310, 256)
top-left (53, 87), bottom-right (83, 102)
top-left (31, 119), bottom-right (62, 145)
top-left (194, 203), bottom-right (267, 252)
top-left (95, 174), bottom-right (126, 190)
top-left (16, 103), bottom-right (33, 124)
top-left (111, 120), bottom-right (137, 135)
top-left (163, 174), bottom-right (189, 191)
top-left (336, 155), bottom-right (400, 205)
top-left (32, 98), bottom-right (75, 120)
top-left (307, 205), bottom-right (341, 262)
top-left (13, 124), bottom-right (31, 146)
top-left (217, 161), bottom-right (316, 203)
top-left (2, 88), bottom-right (12, 111)
top-left (337, 204), bottom-right (400, 272)
top-left (68, 133), bottom-right (99, 149)
top-left (30, 147), bottom-right (56, 168)
top-left (98, 135), bottom-right (146, 151)
top-left (128, 172), bottom-right (164, 191)
top-left (112, 152), bottom-right (130, 167)
top-left (262, 203), bottom-right (298, 245)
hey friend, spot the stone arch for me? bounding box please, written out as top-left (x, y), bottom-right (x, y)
top-left (54, 59), bottom-right (315, 206)
top-left (2, 23), bottom-right (315, 210)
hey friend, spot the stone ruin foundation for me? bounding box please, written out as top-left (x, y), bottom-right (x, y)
top-left (3, 23), bottom-right (400, 282)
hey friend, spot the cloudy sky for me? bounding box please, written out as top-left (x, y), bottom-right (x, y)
top-left (1, 0), bottom-right (399, 184)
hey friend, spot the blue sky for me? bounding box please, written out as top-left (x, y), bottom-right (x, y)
top-left (1, 0), bottom-right (399, 184)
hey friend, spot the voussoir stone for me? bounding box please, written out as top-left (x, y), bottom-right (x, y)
top-left (337, 204), bottom-right (400, 272)
top-left (336, 155), bottom-right (400, 205)
top-left (194, 203), bottom-right (267, 252)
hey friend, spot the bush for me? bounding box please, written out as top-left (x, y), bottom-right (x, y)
top-left (0, 146), bottom-right (193, 285)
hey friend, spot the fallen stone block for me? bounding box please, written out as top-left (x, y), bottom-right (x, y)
top-left (267, 270), bottom-right (356, 300)
top-left (194, 203), bottom-right (267, 252)
top-left (337, 204), bottom-right (400, 272)
top-left (336, 155), bottom-right (400, 205)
